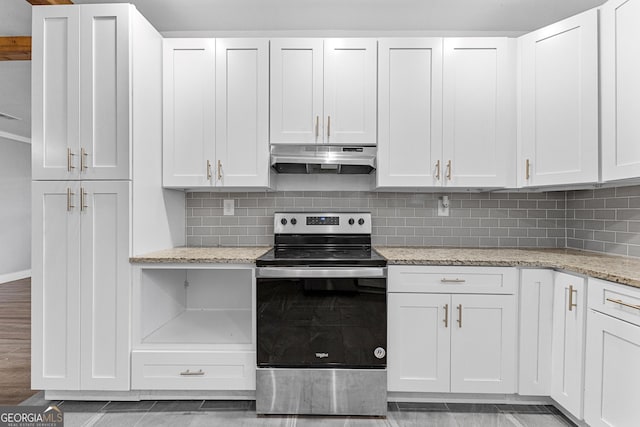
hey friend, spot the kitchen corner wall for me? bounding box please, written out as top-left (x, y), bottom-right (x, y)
top-left (186, 191), bottom-right (567, 248)
top-left (566, 185), bottom-right (640, 257)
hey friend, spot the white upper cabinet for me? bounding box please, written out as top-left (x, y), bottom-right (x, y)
top-left (163, 38), bottom-right (269, 189)
top-left (270, 38), bottom-right (377, 145)
top-left (601, 0), bottom-right (640, 182)
top-left (442, 38), bottom-right (515, 188)
top-left (377, 38), bottom-right (443, 187)
top-left (377, 38), bottom-right (514, 189)
top-left (324, 39), bottom-right (377, 145)
top-left (518, 9), bottom-right (599, 188)
top-left (215, 39), bottom-right (270, 187)
top-left (270, 39), bottom-right (324, 144)
top-left (32, 4), bottom-right (132, 181)
top-left (163, 39), bottom-right (216, 187)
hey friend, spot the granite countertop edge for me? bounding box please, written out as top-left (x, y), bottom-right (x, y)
top-left (129, 246), bottom-right (640, 289)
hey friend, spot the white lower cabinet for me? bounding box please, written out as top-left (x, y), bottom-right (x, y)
top-left (32, 180), bottom-right (131, 391)
top-left (518, 269), bottom-right (554, 396)
top-left (131, 351), bottom-right (255, 390)
top-left (131, 266), bottom-right (256, 391)
top-left (388, 267), bottom-right (517, 394)
top-left (388, 293), bottom-right (450, 392)
top-left (584, 278), bottom-right (640, 427)
top-left (550, 272), bottom-right (587, 420)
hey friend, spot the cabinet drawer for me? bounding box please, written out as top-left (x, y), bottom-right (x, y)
top-left (388, 266), bottom-right (517, 294)
top-left (131, 351), bottom-right (255, 391)
top-left (588, 278), bottom-right (640, 327)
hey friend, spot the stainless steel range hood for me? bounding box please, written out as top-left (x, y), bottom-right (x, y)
top-left (270, 145), bottom-right (376, 174)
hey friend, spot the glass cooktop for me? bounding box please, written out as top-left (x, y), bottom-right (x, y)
top-left (255, 247), bottom-right (387, 267)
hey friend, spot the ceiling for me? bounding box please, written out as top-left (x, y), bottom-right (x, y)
top-left (0, 0), bottom-right (607, 140)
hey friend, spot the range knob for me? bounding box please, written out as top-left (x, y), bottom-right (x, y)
top-left (358, 218), bottom-right (365, 226)
top-left (348, 218), bottom-right (355, 225)
top-left (290, 218), bottom-right (297, 225)
top-left (280, 218), bottom-right (287, 226)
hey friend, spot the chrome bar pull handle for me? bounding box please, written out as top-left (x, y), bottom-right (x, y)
top-left (81, 147), bottom-right (88, 172)
top-left (315, 115), bottom-right (319, 138)
top-left (446, 160), bottom-right (452, 181)
top-left (206, 160), bottom-right (212, 181)
top-left (443, 304), bottom-right (449, 328)
top-left (441, 278), bottom-right (466, 283)
top-left (67, 147), bottom-right (75, 171)
top-left (568, 285), bottom-right (578, 311)
top-left (180, 369), bottom-right (204, 376)
top-left (457, 304), bottom-right (462, 328)
top-left (66, 188), bottom-right (75, 211)
top-left (218, 160), bottom-right (223, 181)
top-left (80, 187), bottom-right (88, 212)
top-left (606, 298), bottom-right (640, 310)
top-left (525, 158), bottom-right (530, 180)
top-left (327, 115), bottom-right (331, 139)
top-left (435, 160), bottom-right (441, 180)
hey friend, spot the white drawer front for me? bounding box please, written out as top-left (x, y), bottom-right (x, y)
top-left (588, 278), bottom-right (640, 326)
top-left (131, 351), bottom-right (255, 391)
top-left (388, 266), bottom-right (517, 294)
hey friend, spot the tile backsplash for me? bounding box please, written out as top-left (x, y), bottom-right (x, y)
top-left (566, 185), bottom-right (640, 258)
top-left (186, 191), bottom-right (567, 249)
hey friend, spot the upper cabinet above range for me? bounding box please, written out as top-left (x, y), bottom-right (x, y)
top-left (518, 9), bottom-right (599, 188)
top-left (270, 39), bottom-right (377, 145)
top-left (32, 4), bottom-right (132, 181)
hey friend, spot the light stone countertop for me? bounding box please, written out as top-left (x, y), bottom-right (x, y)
top-left (129, 247), bottom-right (271, 264)
top-left (129, 246), bottom-right (640, 289)
top-left (375, 247), bottom-right (640, 289)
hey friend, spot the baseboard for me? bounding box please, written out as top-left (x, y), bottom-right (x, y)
top-left (0, 269), bottom-right (31, 284)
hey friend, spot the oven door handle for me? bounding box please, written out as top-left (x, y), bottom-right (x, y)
top-left (255, 267), bottom-right (387, 279)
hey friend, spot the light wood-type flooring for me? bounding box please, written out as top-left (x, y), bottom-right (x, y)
top-left (0, 277), bottom-right (36, 405)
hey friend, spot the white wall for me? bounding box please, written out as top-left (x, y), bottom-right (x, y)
top-left (0, 137), bottom-right (31, 281)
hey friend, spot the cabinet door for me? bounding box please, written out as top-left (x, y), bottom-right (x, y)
top-left (79, 4), bottom-right (131, 180)
top-left (215, 39), bottom-right (269, 187)
top-left (584, 310), bottom-right (640, 427)
top-left (442, 38), bottom-right (514, 188)
top-left (163, 39), bottom-right (215, 187)
top-left (519, 9), bottom-right (598, 187)
top-left (387, 293), bottom-right (450, 392)
top-left (450, 294), bottom-right (516, 393)
top-left (31, 6), bottom-right (81, 180)
top-left (377, 38), bottom-right (443, 187)
top-left (601, 0), bottom-right (640, 181)
top-left (518, 269), bottom-right (554, 396)
top-left (31, 181), bottom-right (81, 390)
top-left (270, 39), bottom-right (323, 144)
top-left (324, 39), bottom-right (377, 145)
top-left (551, 272), bottom-right (587, 419)
top-left (79, 181), bottom-right (130, 390)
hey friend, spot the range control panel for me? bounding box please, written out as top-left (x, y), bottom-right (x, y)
top-left (274, 212), bottom-right (372, 234)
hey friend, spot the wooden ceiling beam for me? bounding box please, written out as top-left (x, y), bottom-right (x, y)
top-left (26, 0), bottom-right (73, 5)
top-left (0, 37), bottom-right (31, 61)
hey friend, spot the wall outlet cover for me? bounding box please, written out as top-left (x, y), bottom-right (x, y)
top-left (223, 199), bottom-right (235, 216)
top-left (437, 199), bottom-right (450, 216)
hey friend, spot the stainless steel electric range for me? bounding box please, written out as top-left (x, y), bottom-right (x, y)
top-left (255, 212), bottom-right (387, 416)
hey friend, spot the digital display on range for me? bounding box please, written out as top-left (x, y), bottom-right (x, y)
top-left (306, 216), bottom-right (339, 225)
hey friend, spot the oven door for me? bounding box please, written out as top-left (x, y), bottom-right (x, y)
top-left (256, 267), bottom-right (387, 369)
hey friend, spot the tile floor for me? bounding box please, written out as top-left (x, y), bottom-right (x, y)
top-left (21, 394), bottom-right (576, 427)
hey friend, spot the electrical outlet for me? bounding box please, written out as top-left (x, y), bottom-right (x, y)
top-left (223, 199), bottom-right (235, 216)
top-left (437, 196), bottom-right (450, 217)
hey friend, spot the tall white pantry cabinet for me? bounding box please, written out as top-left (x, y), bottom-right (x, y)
top-left (31, 4), bottom-right (184, 391)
